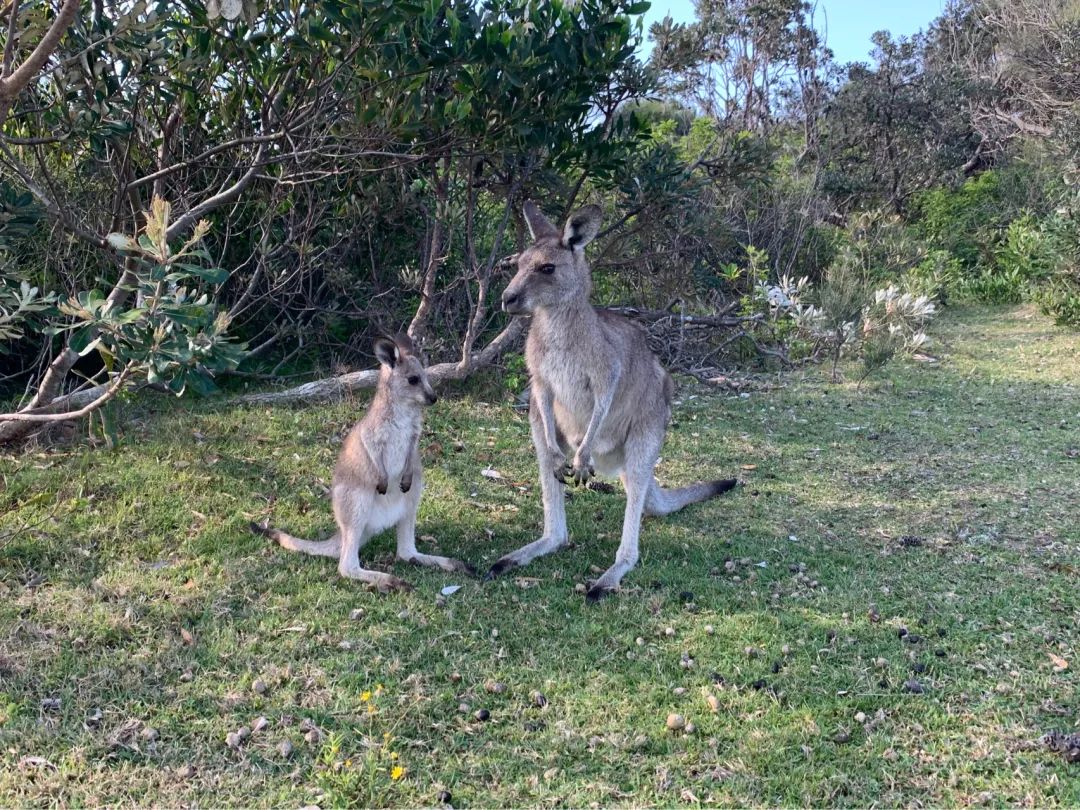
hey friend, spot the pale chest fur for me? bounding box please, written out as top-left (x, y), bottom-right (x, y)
top-left (336, 402), bottom-right (421, 486)
top-left (366, 408), bottom-right (420, 478)
top-left (526, 309), bottom-right (602, 435)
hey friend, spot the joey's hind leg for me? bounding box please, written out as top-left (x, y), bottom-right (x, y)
top-left (334, 487), bottom-right (412, 592)
top-left (395, 482), bottom-right (475, 575)
top-left (485, 402), bottom-right (569, 579)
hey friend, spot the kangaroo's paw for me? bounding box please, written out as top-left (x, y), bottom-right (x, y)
top-left (400, 476), bottom-right (413, 493)
top-left (568, 457), bottom-right (594, 487)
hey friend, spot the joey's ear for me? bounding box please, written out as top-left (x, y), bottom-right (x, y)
top-left (373, 336), bottom-right (399, 368)
top-left (522, 200), bottom-right (558, 241)
top-left (561, 205), bottom-right (603, 250)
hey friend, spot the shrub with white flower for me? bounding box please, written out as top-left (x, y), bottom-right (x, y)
top-left (857, 286), bottom-right (937, 383)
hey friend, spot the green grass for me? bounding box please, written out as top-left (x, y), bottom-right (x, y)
top-left (1, 305), bottom-right (1078, 807)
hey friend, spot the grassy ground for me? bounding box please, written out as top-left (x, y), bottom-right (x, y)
top-left (1, 305), bottom-right (1077, 807)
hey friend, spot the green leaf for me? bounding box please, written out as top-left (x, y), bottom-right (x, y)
top-left (69, 326), bottom-right (97, 354)
top-left (172, 263), bottom-right (230, 284)
top-left (184, 368), bottom-right (219, 396)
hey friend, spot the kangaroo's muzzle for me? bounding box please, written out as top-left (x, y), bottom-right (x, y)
top-left (502, 290), bottom-right (526, 314)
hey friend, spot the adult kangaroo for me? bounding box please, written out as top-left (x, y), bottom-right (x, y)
top-left (487, 201), bottom-right (737, 599)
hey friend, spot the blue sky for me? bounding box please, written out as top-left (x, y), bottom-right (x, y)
top-left (641, 0), bottom-right (947, 66)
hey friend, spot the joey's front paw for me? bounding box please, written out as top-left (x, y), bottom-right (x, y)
top-left (400, 476), bottom-right (413, 493)
top-left (376, 478), bottom-right (388, 495)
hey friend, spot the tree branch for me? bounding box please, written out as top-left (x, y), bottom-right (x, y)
top-left (239, 318), bottom-right (526, 406)
top-left (0, 0), bottom-right (80, 105)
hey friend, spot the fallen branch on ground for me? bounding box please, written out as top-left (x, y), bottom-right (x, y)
top-left (237, 319), bottom-right (526, 406)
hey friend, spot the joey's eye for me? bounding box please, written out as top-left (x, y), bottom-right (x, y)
top-left (537, 263), bottom-right (556, 275)
top-left (407, 376), bottom-right (420, 385)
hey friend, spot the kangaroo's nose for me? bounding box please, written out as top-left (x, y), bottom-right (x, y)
top-left (427, 392), bottom-right (439, 405)
top-left (502, 291), bottom-right (519, 311)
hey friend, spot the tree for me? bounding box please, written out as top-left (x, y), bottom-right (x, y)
top-left (0, 0), bottom-right (652, 438)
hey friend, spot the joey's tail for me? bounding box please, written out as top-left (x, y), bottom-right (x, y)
top-left (644, 477), bottom-right (737, 517)
top-left (250, 522), bottom-right (342, 559)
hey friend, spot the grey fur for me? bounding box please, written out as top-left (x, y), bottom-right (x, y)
top-left (488, 202), bottom-right (736, 598)
top-left (251, 334), bottom-right (472, 590)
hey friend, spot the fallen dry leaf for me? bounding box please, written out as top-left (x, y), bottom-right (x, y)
top-left (180, 628), bottom-right (195, 646)
top-left (1049, 652), bottom-right (1069, 673)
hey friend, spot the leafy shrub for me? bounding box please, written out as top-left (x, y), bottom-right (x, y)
top-left (909, 173), bottom-right (1072, 308)
top-left (994, 215), bottom-right (1060, 283)
top-left (814, 247), bottom-right (872, 379)
top-left (906, 249), bottom-right (962, 303)
top-left (1038, 279), bottom-right (1080, 327)
top-left (944, 214), bottom-right (1063, 304)
top-left (911, 172), bottom-right (1004, 271)
top-left (747, 242), bottom-right (936, 382)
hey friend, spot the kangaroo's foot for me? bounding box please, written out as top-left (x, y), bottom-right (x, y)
top-left (338, 562), bottom-right (412, 593)
top-left (484, 535), bottom-right (567, 581)
top-left (401, 552), bottom-right (476, 576)
top-left (584, 558), bottom-right (635, 602)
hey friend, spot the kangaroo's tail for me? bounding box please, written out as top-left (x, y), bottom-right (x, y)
top-left (644, 477), bottom-right (737, 517)
top-left (250, 521), bottom-right (342, 558)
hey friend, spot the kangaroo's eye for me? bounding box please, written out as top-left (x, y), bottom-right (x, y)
top-left (407, 376), bottom-right (420, 385)
top-left (537, 263), bottom-right (556, 275)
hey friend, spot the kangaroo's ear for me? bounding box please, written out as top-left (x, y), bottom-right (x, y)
top-left (394, 332), bottom-right (416, 357)
top-left (561, 205), bottom-right (603, 250)
top-left (373, 336), bottom-right (399, 368)
top-left (523, 200), bottom-right (558, 241)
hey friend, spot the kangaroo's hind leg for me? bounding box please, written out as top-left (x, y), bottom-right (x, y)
top-left (395, 476), bottom-right (475, 575)
top-left (333, 486), bottom-right (412, 592)
top-left (485, 399), bottom-right (569, 579)
top-left (586, 430), bottom-right (663, 601)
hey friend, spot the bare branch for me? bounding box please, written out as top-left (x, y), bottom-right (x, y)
top-left (0, 363), bottom-right (134, 432)
top-left (239, 319), bottom-right (527, 406)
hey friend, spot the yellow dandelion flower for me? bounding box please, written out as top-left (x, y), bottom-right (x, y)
top-left (367, 704), bottom-right (376, 715)
top-left (390, 751), bottom-right (399, 760)
top-left (391, 765), bottom-right (405, 781)
top-left (360, 691), bottom-right (372, 703)
top-left (345, 759), bottom-right (352, 768)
